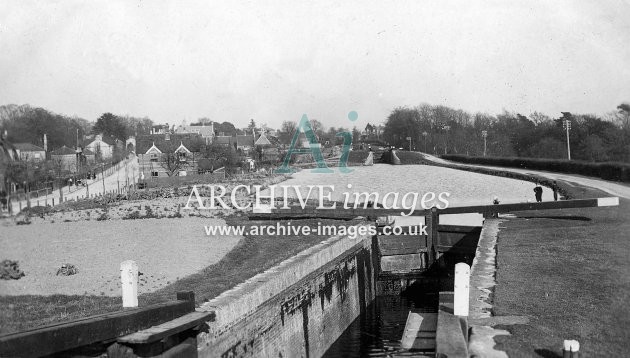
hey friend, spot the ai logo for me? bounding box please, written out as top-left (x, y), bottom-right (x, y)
top-left (276, 112), bottom-right (358, 174)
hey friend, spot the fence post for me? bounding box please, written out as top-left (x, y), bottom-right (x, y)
top-left (120, 260), bottom-right (138, 308)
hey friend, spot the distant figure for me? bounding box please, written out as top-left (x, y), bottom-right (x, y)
top-left (363, 150), bottom-right (374, 166)
top-left (493, 196), bottom-right (500, 205)
top-left (534, 184), bottom-right (543, 202)
top-left (68, 178), bottom-right (73, 187)
top-left (552, 180), bottom-right (559, 201)
top-left (390, 148), bottom-right (401, 165)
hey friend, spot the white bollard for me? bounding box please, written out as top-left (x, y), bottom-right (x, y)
top-left (563, 340), bottom-right (580, 358)
top-left (120, 260), bottom-right (138, 308)
top-left (454, 262), bottom-right (470, 316)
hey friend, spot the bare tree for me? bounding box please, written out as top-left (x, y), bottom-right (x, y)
top-left (279, 121), bottom-right (297, 145)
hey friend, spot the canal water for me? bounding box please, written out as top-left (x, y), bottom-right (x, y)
top-left (323, 291), bottom-right (440, 357)
top-left (280, 164), bottom-right (546, 356)
top-left (273, 164), bottom-right (553, 226)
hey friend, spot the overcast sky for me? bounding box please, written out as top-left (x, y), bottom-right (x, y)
top-left (1, 0), bottom-right (629, 129)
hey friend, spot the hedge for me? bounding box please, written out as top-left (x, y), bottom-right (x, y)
top-left (441, 155), bottom-right (630, 183)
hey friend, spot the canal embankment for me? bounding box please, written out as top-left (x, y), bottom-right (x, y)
top-left (421, 154), bottom-right (630, 356)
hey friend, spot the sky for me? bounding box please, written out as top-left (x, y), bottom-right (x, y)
top-left (1, 0), bottom-right (629, 129)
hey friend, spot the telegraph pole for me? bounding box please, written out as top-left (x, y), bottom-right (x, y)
top-left (563, 119), bottom-right (571, 160)
top-left (562, 114), bottom-right (572, 160)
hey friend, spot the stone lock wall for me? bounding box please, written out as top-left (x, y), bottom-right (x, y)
top-left (197, 227), bottom-right (376, 358)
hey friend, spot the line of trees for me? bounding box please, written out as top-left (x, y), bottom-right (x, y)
top-left (0, 105), bottom-right (155, 149)
top-left (0, 104), bottom-right (91, 150)
top-left (93, 112), bottom-right (154, 142)
top-left (382, 103), bottom-right (630, 162)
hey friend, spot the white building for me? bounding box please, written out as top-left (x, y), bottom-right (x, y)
top-left (85, 134), bottom-right (115, 160)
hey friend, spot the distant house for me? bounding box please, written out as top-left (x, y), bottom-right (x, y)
top-left (85, 134), bottom-right (117, 160)
top-left (82, 148), bottom-right (96, 163)
top-left (236, 135), bottom-right (255, 152)
top-left (362, 123), bottom-right (384, 141)
top-left (150, 124), bottom-right (170, 135)
top-left (51, 146), bottom-right (79, 172)
top-left (254, 133), bottom-right (272, 147)
top-left (136, 133), bottom-right (205, 178)
top-left (0, 133), bottom-right (19, 192)
top-left (14, 143), bottom-right (46, 162)
top-left (214, 136), bottom-right (235, 148)
top-left (175, 123), bottom-right (215, 144)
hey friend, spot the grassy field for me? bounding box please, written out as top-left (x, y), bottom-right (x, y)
top-left (493, 181), bottom-right (630, 357)
top-left (0, 217), bottom-right (356, 334)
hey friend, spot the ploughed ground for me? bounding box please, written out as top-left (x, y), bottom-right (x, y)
top-left (0, 206), bottom-right (357, 334)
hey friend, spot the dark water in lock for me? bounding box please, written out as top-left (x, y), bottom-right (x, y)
top-left (323, 290), bottom-right (439, 358)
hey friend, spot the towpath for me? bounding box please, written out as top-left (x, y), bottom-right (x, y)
top-left (422, 153), bottom-right (630, 199)
top-left (422, 153), bottom-right (630, 356)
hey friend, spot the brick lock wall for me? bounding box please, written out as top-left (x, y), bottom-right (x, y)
top-left (198, 241), bottom-right (375, 358)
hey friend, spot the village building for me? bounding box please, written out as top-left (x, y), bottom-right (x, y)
top-left (175, 123), bottom-right (215, 144)
top-left (85, 134), bottom-right (118, 160)
top-left (136, 133), bottom-right (205, 178)
top-left (0, 132), bottom-right (19, 193)
top-left (214, 136), bottom-right (236, 148)
top-left (362, 123), bottom-right (384, 141)
top-left (82, 148), bottom-right (96, 164)
top-left (13, 143), bottom-right (46, 162)
top-left (254, 133), bottom-right (271, 147)
top-left (150, 124), bottom-right (170, 135)
top-left (51, 146), bottom-right (79, 173)
top-left (236, 135), bottom-right (255, 153)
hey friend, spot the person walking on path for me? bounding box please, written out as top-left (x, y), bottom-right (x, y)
top-left (552, 180), bottom-right (559, 201)
top-left (534, 183), bottom-right (543, 202)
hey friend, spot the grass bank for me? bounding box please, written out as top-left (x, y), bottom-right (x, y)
top-left (0, 217), bottom-right (357, 334)
top-left (492, 181), bottom-right (630, 356)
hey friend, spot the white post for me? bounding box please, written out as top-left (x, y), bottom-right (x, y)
top-left (563, 340), bottom-right (580, 358)
top-left (120, 260), bottom-right (138, 308)
top-left (454, 262), bottom-right (470, 316)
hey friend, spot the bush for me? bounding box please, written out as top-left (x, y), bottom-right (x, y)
top-left (441, 155), bottom-right (630, 182)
